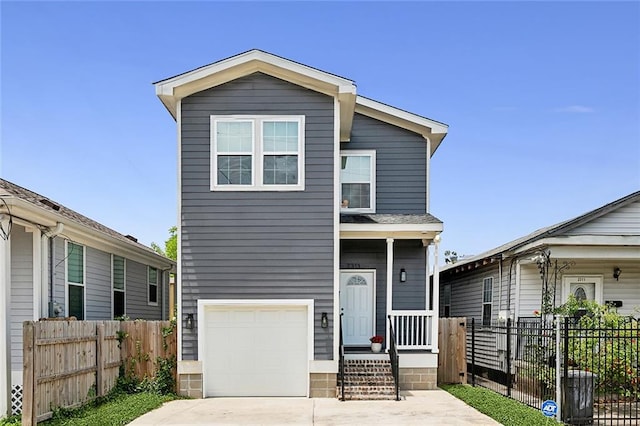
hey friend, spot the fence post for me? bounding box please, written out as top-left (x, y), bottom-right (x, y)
top-left (563, 316), bottom-right (569, 423)
top-left (471, 318), bottom-right (475, 387)
top-left (506, 318), bottom-right (511, 397)
top-left (22, 321), bottom-right (35, 426)
top-left (96, 323), bottom-right (104, 398)
top-left (555, 315), bottom-right (562, 422)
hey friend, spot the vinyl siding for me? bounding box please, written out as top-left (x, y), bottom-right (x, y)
top-left (341, 113), bottom-right (427, 214)
top-left (125, 260), bottom-right (165, 320)
top-left (565, 201), bottom-right (640, 235)
top-left (85, 247), bottom-right (111, 320)
top-left (518, 259), bottom-right (640, 317)
top-left (180, 72), bottom-right (335, 360)
top-left (10, 225), bottom-right (33, 371)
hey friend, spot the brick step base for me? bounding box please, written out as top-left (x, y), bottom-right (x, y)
top-left (338, 359), bottom-right (397, 400)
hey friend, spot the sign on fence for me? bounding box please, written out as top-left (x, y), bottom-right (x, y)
top-left (541, 400), bottom-right (558, 418)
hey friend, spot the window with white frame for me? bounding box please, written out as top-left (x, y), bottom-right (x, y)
top-left (340, 150), bottom-right (376, 213)
top-left (148, 266), bottom-right (158, 305)
top-left (66, 242), bottom-right (85, 320)
top-left (443, 284), bottom-right (451, 317)
top-left (112, 255), bottom-right (125, 318)
top-left (482, 277), bottom-right (493, 326)
top-left (211, 116), bottom-right (305, 190)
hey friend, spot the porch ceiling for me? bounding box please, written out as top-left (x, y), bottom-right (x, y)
top-left (340, 214), bottom-right (443, 241)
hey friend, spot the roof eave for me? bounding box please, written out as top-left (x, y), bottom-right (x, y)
top-left (3, 197), bottom-right (174, 270)
top-left (354, 96), bottom-right (449, 155)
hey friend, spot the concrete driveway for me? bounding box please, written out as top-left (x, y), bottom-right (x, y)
top-left (128, 390), bottom-right (500, 425)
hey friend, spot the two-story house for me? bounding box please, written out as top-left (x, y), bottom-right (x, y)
top-left (155, 50), bottom-right (448, 399)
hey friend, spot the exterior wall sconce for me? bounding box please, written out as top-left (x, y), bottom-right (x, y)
top-left (185, 313), bottom-right (194, 329)
top-left (613, 267), bottom-right (621, 281)
top-left (400, 268), bottom-right (407, 283)
top-left (321, 312), bottom-right (328, 328)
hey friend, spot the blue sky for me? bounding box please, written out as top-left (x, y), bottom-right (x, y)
top-left (2, 1), bottom-right (639, 258)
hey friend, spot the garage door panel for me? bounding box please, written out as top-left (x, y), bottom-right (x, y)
top-left (204, 304), bottom-right (308, 397)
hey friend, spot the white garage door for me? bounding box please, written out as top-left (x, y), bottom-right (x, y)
top-left (202, 304), bottom-right (309, 397)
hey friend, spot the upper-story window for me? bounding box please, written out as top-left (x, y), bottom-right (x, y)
top-left (340, 150), bottom-right (376, 213)
top-left (210, 116), bottom-right (305, 191)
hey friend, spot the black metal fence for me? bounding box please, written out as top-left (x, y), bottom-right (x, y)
top-left (468, 316), bottom-right (639, 425)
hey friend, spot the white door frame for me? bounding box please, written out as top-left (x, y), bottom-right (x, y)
top-left (339, 269), bottom-right (376, 346)
top-left (197, 299), bottom-right (314, 397)
top-left (561, 275), bottom-right (604, 304)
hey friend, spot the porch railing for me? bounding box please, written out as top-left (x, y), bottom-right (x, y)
top-left (339, 313), bottom-right (345, 401)
top-left (388, 310), bottom-right (435, 350)
top-left (387, 315), bottom-right (400, 401)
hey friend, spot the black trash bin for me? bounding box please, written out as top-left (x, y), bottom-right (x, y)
top-left (563, 369), bottom-right (597, 425)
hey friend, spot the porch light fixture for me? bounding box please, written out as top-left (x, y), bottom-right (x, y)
top-left (613, 267), bottom-right (621, 281)
top-left (399, 268), bottom-right (407, 283)
top-left (185, 313), bottom-right (194, 329)
top-left (321, 312), bottom-right (328, 329)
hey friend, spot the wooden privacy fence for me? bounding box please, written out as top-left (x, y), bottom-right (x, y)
top-left (22, 320), bottom-right (175, 425)
top-left (437, 317), bottom-right (467, 385)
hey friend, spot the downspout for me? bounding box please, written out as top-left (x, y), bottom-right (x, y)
top-left (47, 223), bottom-right (64, 317)
top-left (498, 256), bottom-right (503, 314)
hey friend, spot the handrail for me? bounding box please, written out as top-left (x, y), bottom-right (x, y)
top-left (339, 313), bottom-right (345, 401)
top-left (387, 315), bottom-right (400, 401)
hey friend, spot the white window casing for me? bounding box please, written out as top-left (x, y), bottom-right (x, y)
top-left (210, 115), bottom-right (305, 191)
top-left (148, 266), bottom-right (159, 306)
top-left (482, 277), bottom-right (493, 327)
top-left (340, 150), bottom-right (376, 213)
top-left (65, 241), bottom-right (86, 320)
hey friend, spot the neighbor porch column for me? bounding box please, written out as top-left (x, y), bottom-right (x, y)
top-left (0, 233), bottom-right (10, 416)
top-left (385, 238), bottom-right (394, 347)
top-left (431, 235), bottom-right (440, 353)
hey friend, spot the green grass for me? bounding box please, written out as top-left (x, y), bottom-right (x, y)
top-left (38, 392), bottom-right (176, 426)
top-left (440, 384), bottom-right (560, 426)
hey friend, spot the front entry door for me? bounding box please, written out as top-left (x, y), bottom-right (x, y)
top-left (340, 270), bottom-right (375, 346)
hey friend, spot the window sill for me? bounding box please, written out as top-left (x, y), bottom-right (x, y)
top-left (211, 184), bottom-right (305, 192)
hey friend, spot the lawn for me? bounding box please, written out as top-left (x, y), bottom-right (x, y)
top-left (440, 384), bottom-right (560, 426)
top-left (0, 392), bottom-right (176, 426)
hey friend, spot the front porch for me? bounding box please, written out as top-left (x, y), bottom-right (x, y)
top-left (338, 213), bottom-right (443, 398)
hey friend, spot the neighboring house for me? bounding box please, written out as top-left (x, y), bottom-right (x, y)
top-left (0, 179), bottom-right (175, 417)
top-left (439, 191), bottom-right (640, 372)
top-left (155, 50), bottom-right (448, 398)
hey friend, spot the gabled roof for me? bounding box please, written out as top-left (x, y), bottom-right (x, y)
top-left (0, 178), bottom-right (174, 270)
top-left (154, 49), bottom-right (448, 150)
top-left (441, 190), bottom-right (640, 273)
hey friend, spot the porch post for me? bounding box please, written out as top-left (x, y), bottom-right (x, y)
top-left (431, 235), bottom-right (440, 353)
top-left (0, 234), bottom-right (10, 416)
top-left (386, 238), bottom-right (394, 347)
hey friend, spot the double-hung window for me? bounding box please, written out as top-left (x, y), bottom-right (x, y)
top-left (66, 242), bottom-right (85, 320)
top-left (112, 255), bottom-right (125, 318)
top-left (211, 116), bottom-right (305, 190)
top-left (482, 277), bottom-right (493, 327)
top-left (340, 150), bottom-right (376, 213)
top-left (148, 266), bottom-right (158, 306)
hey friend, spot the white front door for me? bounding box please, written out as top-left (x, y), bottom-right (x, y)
top-left (562, 275), bottom-right (604, 304)
top-left (340, 270), bottom-right (375, 346)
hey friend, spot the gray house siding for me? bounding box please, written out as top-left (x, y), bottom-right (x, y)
top-left (342, 113), bottom-right (427, 214)
top-left (49, 237), bottom-right (165, 320)
top-left (180, 72), bottom-right (335, 360)
top-left (340, 240), bottom-right (426, 338)
top-left (10, 225), bottom-right (33, 371)
top-left (125, 259), bottom-right (165, 320)
top-left (85, 247), bottom-right (111, 320)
